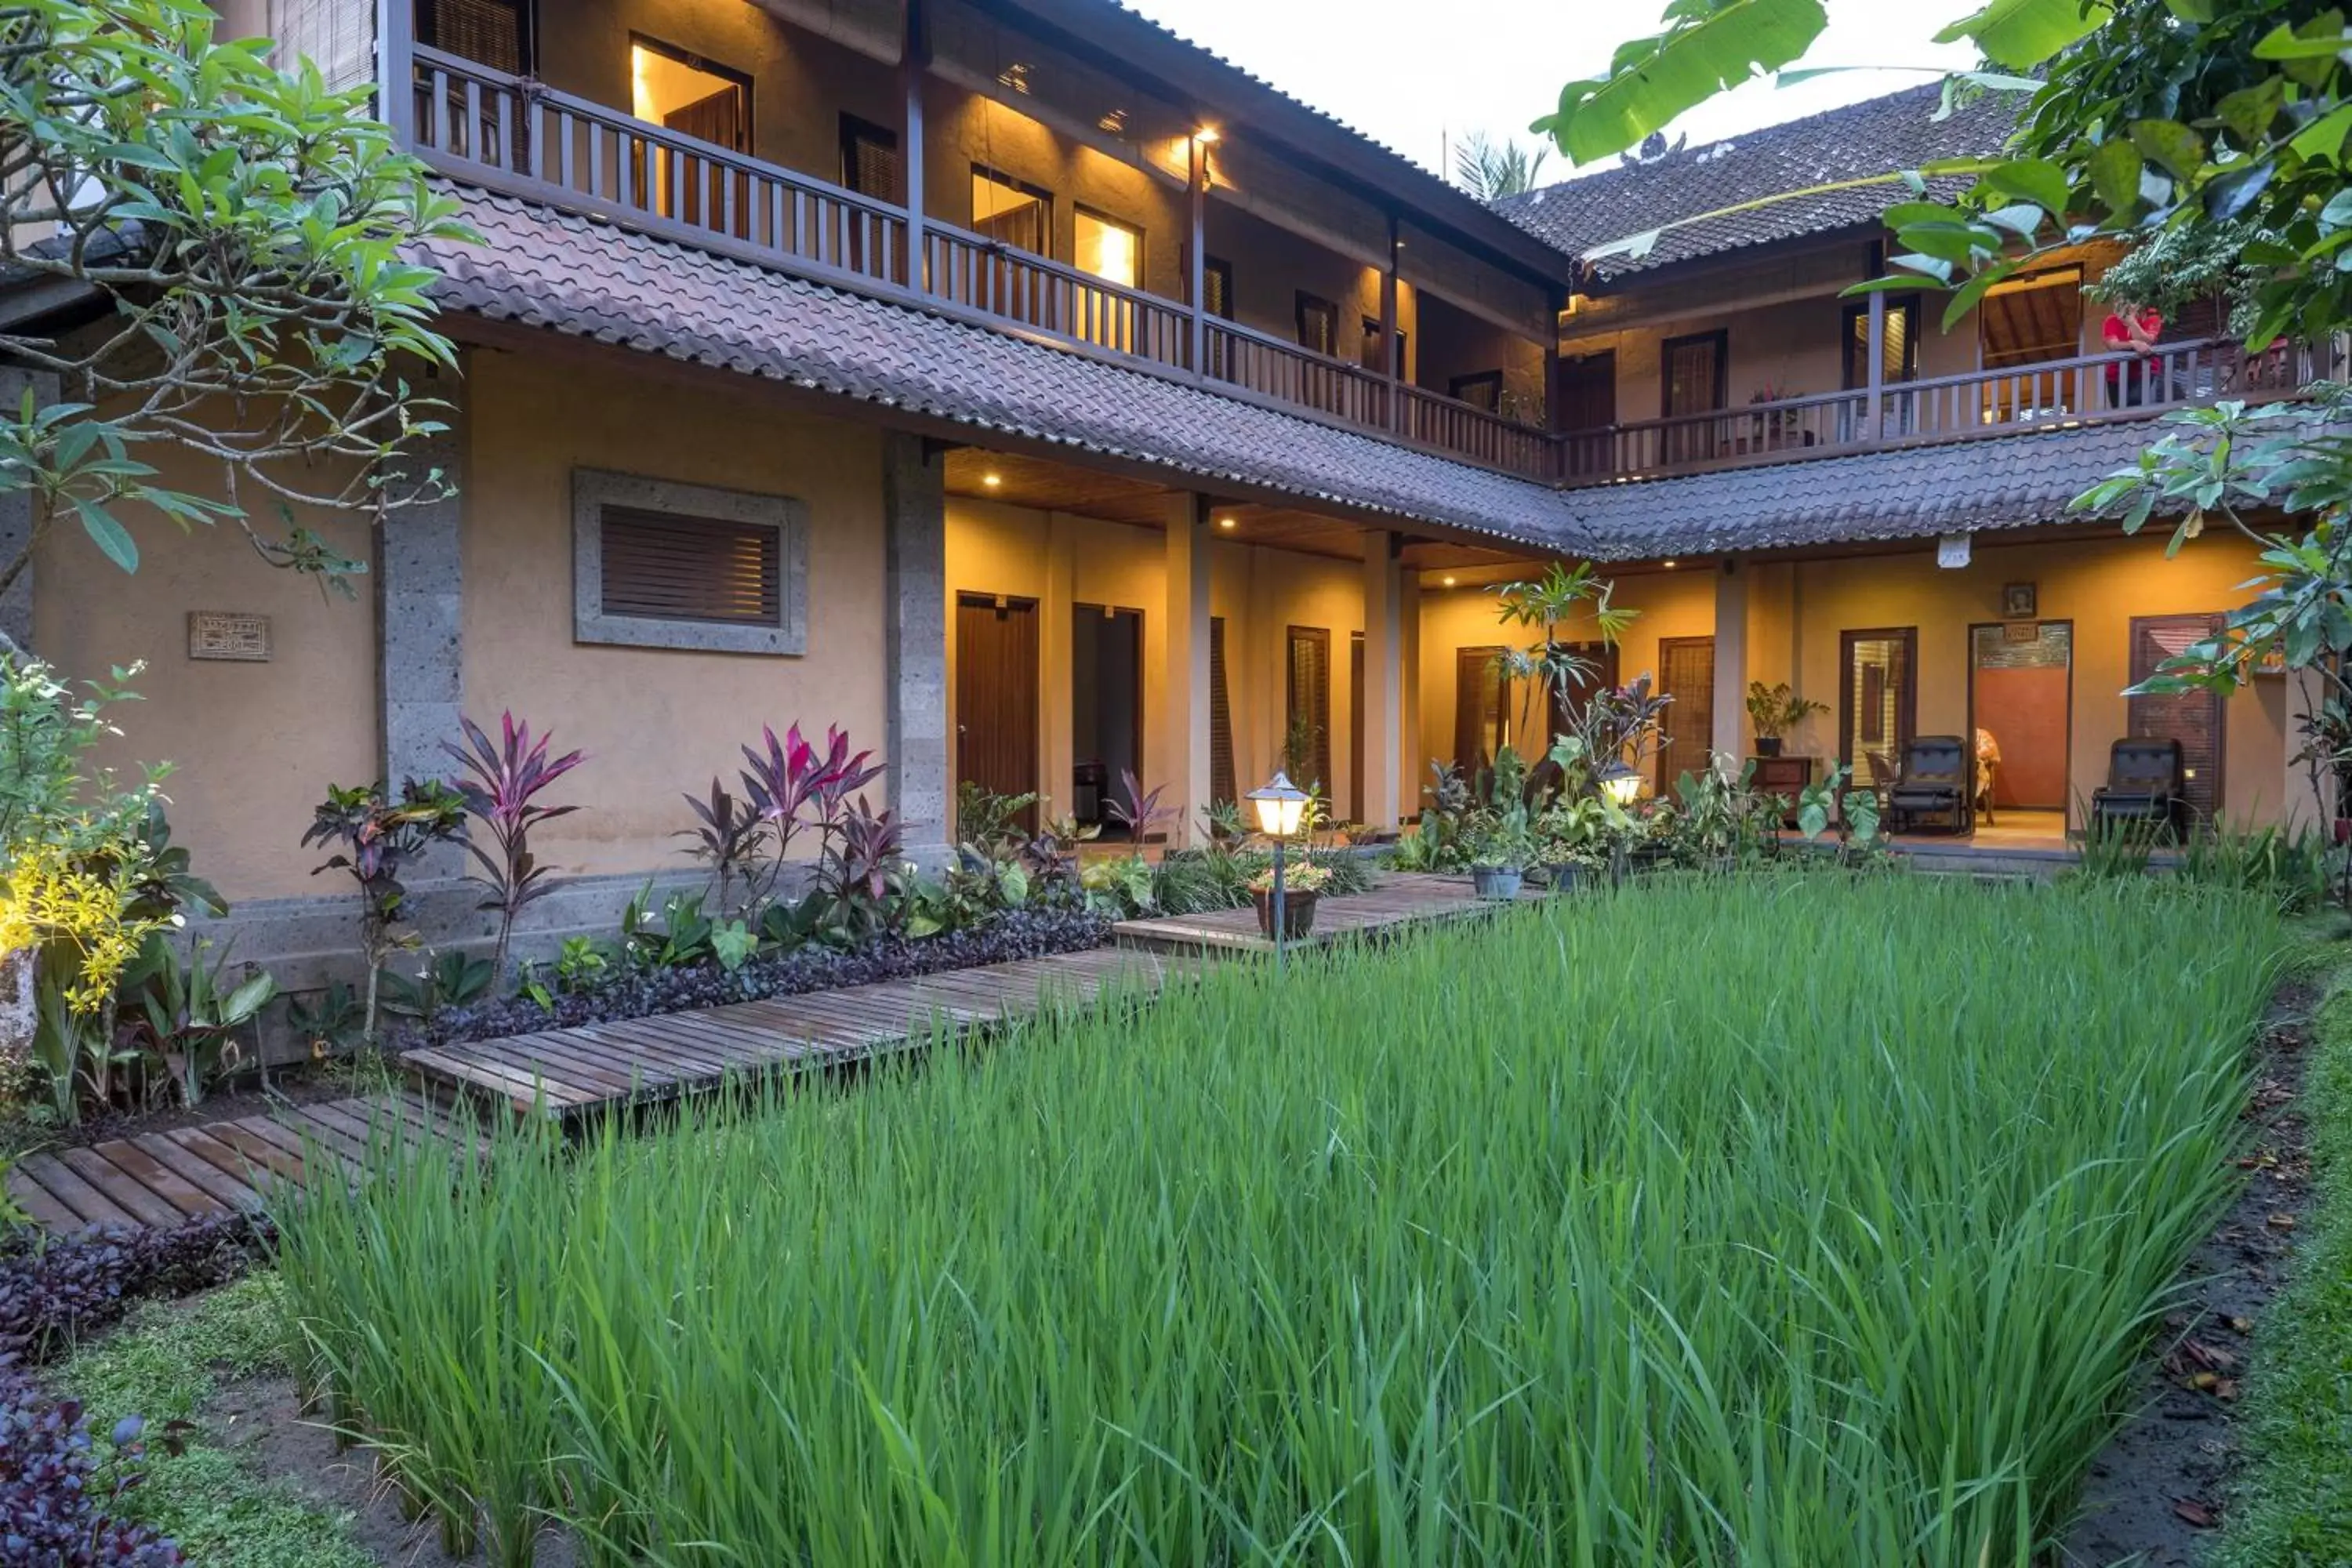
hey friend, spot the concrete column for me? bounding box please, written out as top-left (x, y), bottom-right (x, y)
top-left (1711, 557), bottom-right (1748, 768)
top-left (376, 358), bottom-right (465, 872)
top-left (882, 432), bottom-right (950, 857)
top-left (1040, 514), bottom-right (1076, 820)
top-left (0, 369), bottom-right (57, 654)
top-left (2286, 666), bottom-right (2328, 832)
top-left (1160, 493), bottom-right (1213, 847)
top-left (1399, 568), bottom-right (1422, 817)
top-left (1359, 532), bottom-right (1403, 829)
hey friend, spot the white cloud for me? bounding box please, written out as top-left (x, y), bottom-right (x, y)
top-left (1119, 0), bottom-right (1980, 182)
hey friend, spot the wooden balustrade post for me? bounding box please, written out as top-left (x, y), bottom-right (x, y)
top-left (1189, 132), bottom-right (1207, 376)
top-left (902, 0), bottom-right (927, 291)
top-left (376, 0), bottom-right (417, 143)
top-left (1863, 285), bottom-right (1886, 444)
top-left (1381, 212), bottom-right (1401, 432)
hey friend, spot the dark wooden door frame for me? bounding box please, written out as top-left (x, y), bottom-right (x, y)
top-left (1655, 634), bottom-right (1716, 793)
top-left (954, 591), bottom-right (1041, 829)
top-left (1072, 600), bottom-right (1145, 804)
top-left (2129, 612), bottom-right (2228, 820)
top-left (1965, 619), bottom-right (2074, 813)
top-left (1286, 624), bottom-right (1333, 789)
top-left (1838, 626), bottom-right (1919, 779)
top-left (1348, 632), bottom-right (1365, 824)
top-left (1660, 328), bottom-right (1729, 417)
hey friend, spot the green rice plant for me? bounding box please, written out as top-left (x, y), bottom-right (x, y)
top-left (274, 877), bottom-right (2283, 1567)
top-left (2176, 822), bottom-right (2336, 913)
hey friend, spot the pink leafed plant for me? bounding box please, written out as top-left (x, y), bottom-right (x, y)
top-left (445, 712), bottom-right (587, 981)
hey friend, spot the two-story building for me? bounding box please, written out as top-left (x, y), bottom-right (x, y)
top-left (4, 1), bottom-right (2329, 981)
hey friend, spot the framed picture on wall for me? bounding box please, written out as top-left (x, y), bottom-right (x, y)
top-left (2001, 581), bottom-right (2038, 619)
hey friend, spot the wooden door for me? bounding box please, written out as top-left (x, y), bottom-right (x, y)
top-left (1454, 644), bottom-right (1510, 775)
top-left (1662, 330), bottom-right (1726, 465)
top-left (2129, 613), bottom-right (2226, 824)
top-left (956, 593), bottom-right (1040, 827)
top-left (1285, 626), bottom-right (1332, 789)
top-left (1656, 636), bottom-right (1715, 793)
top-left (664, 86), bottom-right (750, 238)
top-left (1558, 351), bottom-right (1617, 477)
top-left (1209, 616), bottom-right (1236, 810)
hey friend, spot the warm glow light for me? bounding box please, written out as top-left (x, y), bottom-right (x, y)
top-left (1247, 771), bottom-right (1310, 837)
top-left (1441, 575), bottom-right (1457, 587)
top-left (1599, 763), bottom-right (1642, 807)
top-left (1193, 125), bottom-right (1221, 143)
top-left (1218, 515), bottom-right (1237, 529)
top-left (982, 473), bottom-right (1002, 488)
top-left (1662, 559), bottom-right (1678, 568)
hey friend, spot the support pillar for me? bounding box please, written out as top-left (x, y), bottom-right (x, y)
top-left (1399, 567), bottom-right (1422, 817)
top-left (1711, 557), bottom-right (1748, 768)
top-left (377, 358), bottom-right (465, 873)
top-left (1359, 532), bottom-right (1403, 829)
top-left (1040, 514), bottom-right (1076, 820)
top-left (2287, 666), bottom-right (2328, 833)
top-left (1160, 494), bottom-right (1213, 847)
top-left (882, 432), bottom-right (950, 858)
top-left (901, 0), bottom-right (927, 288)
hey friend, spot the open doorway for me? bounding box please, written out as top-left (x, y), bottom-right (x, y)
top-left (1969, 621), bottom-right (2073, 837)
top-left (628, 36), bottom-right (752, 235)
top-left (1073, 603), bottom-right (1144, 837)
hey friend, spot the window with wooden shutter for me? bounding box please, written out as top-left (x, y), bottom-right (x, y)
top-left (2129, 613), bottom-right (2226, 822)
top-left (599, 507), bottom-right (780, 625)
top-left (415, 0), bottom-right (530, 72)
top-left (1454, 644), bottom-right (1510, 775)
top-left (1285, 626), bottom-right (1332, 789)
top-left (1210, 616), bottom-right (1236, 809)
top-left (574, 470), bottom-right (808, 655)
top-left (840, 115), bottom-right (901, 202)
top-left (1295, 292), bottom-right (1338, 358)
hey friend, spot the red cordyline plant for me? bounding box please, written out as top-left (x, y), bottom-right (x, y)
top-left (738, 723), bottom-right (885, 895)
top-left (445, 712), bottom-right (586, 981)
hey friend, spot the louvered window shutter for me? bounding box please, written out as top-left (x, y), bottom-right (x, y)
top-left (416, 0), bottom-right (528, 71)
top-left (2129, 614), bottom-right (2226, 822)
top-left (600, 507), bottom-right (782, 626)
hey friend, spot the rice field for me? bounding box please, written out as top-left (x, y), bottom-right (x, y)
top-left (274, 876), bottom-right (2284, 1566)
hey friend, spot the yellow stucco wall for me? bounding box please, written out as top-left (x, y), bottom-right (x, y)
top-left (461, 350), bottom-right (891, 876)
top-left (1777, 532), bottom-right (2289, 828)
top-left (32, 432), bottom-right (379, 902)
top-left (1414, 564), bottom-right (1716, 795)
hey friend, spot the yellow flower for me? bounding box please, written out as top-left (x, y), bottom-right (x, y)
top-left (0, 838), bottom-right (162, 1014)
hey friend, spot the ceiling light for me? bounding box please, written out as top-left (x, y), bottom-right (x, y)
top-left (1217, 514), bottom-right (1237, 529)
top-left (1662, 559), bottom-right (1678, 568)
top-left (1441, 575), bottom-right (1457, 587)
top-left (1193, 125), bottom-right (1221, 143)
top-left (982, 473), bottom-right (1002, 488)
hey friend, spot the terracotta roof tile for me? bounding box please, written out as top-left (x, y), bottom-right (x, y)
top-left (415, 183), bottom-right (1589, 555)
top-left (1497, 85), bottom-right (2019, 279)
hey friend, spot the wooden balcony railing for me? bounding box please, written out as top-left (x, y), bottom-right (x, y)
top-left (397, 46), bottom-right (2334, 492)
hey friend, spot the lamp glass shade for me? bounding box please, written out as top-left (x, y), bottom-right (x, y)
top-left (1247, 771), bottom-right (1311, 836)
top-left (1599, 765), bottom-right (1642, 807)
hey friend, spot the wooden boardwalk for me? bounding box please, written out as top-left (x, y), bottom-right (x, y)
top-left (5, 1087), bottom-right (478, 1234)
top-left (7, 877), bottom-right (1525, 1233)
top-left (1113, 872), bottom-right (1534, 955)
top-left (399, 945), bottom-right (1203, 1120)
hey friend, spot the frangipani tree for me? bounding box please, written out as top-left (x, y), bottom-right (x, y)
top-left (0, 0), bottom-right (474, 635)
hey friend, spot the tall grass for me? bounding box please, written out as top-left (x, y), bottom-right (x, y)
top-left (274, 876), bottom-right (2283, 1566)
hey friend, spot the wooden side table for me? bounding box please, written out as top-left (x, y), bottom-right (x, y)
top-left (1749, 754), bottom-right (1816, 826)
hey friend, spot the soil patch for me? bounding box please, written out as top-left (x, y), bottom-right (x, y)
top-left (2060, 977), bottom-right (2321, 1564)
top-left (208, 1371), bottom-right (582, 1568)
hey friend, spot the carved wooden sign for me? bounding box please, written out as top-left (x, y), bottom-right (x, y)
top-left (187, 611), bottom-right (270, 662)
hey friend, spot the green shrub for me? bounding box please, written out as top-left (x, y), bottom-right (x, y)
top-left (277, 877), bottom-right (2281, 1566)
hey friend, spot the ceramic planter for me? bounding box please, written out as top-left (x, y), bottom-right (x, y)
top-left (1755, 736), bottom-right (1784, 757)
top-left (1252, 888), bottom-right (1319, 939)
top-left (1472, 866), bottom-right (1523, 901)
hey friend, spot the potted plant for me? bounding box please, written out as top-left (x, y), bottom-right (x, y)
top-left (1469, 810), bottom-right (1534, 901)
top-left (1745, 681), bottom-right (1828, 758)
top-left (1248, 859), bottom-right (1330, 938)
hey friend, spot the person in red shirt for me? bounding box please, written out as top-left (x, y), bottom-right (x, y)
top-left (2102, 299), bottom-right (2165, 406)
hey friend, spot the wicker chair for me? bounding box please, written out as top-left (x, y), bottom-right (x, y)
top-left (1885, 735), bottom-right (1973, 835)
top-left (2089, 738), bottom-right (2189, 839)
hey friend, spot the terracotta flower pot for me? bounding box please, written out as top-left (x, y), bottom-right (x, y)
top-left (1252, 888), bottom-right (1319, 939)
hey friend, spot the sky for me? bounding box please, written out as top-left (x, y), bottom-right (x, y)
top-left (1117, 0), bottom-right (1980, 184)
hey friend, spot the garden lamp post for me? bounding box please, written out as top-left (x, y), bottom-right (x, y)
top-left (1597, 759), bottom-right (1642, 808)
top-left (1247, 771), bottom-right (1311, 975)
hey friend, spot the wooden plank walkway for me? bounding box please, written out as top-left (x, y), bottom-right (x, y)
top-left (398, 944), bottom-right (1205, 1120)
top-left (5, 1087), bottom-right (482, 1235)
top-left (1113, 871), bottom-right (1535, 955)
top-left (8, 877), bottom-right (1526, 1232)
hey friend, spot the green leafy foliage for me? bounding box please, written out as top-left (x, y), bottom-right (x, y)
top-left (0, 0), bottom-right (474, 604)
top-left (118, 934), bottom-right (277, 1106)
top-left (1532, 0), bottom-right (1830, 165)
